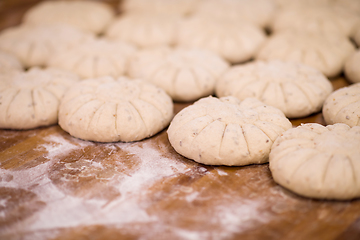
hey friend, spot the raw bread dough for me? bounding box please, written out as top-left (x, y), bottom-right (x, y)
top-left (195, 0), bottom-right (276, 28)
top-left (322, 83), bottom-right (360, 127)
top-left (0, 51), bottom-right (22, 73)
top-left (59, 76), bottom-right (173, 142)
top-left (269, 123), bottom-right (360, 200)
top-left (353, 26), bottom-right (360, 47)
top-left (167, 96), bottom-right (292, 166)
top-left (23, 0), bottom-right (115, 34)
top-left (345, 50), bottom-right (360, 83)
top-left (120, 0), bottom-right (198, 16)
top-left (128, 47), bottom-right (229, 102)
top-left (216, 60), bottom-right (333, 118)
top-left (105, 13), bottom-right (180, 48)
top-left (177, 16), bottom-right (266, 64)
top-left (256, 32), bottom-right (356, 77)
top-left (49, 38), bottom-right (136, 79)
top-left (0, 24), bottom-right (91, 68)
top-left (0, 68), bottom-right (79, 129)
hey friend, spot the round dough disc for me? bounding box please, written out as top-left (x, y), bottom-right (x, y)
top-left (0, 51), bottom-right (22, 73)
top-left (323, 83), bottom-right (360, 127)
top-left (216, 60), bottom-right (333, 118)
top-left (23, 0), bottom-right (115, 34)
top-left (49, 38), bottom-right (136, 79)
top-left (167, 96), bottom-right (292, 166)
top-left (128, 47), bottom-right (229, 102)
top-left (0, 67), bottom-right (79, 129)
top-left (59, 76), bottom-right (174, 142)
top-left (269, 123), bottom-right (360, 200)
top-left (344, 50), bottom-right (360, 83)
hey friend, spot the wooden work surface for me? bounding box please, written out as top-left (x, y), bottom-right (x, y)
top-left (0, 1), bottom-right (360, 239)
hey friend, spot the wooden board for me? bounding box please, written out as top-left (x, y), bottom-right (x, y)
top-left (0, 1), bottom-right (359, 239)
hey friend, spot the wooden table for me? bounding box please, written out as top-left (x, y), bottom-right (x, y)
top-left (0, 1), bottom-right (359, 239)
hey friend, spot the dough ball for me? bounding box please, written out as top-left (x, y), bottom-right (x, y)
top-left (105, 13), bottom-right (180, 48)
top-left (216, 60), bottom-right (333, 118)
top-left (23, 0), bottom-right (115, 34)
top-left (0, 51), bottom-right (22, 73)
top-left (345, 50), bottom-right (360, 83)
top-left (177, 16), bottom-right (266, 64)
top-left (120, 0), bottom-right (199, 16)
top-left (270, 6), bottom-right (359, 37)
top-left (59, 76), bottom-right (174, 142)
top-left (195, 0), bottom-right (276, 28)
top-left (49, 38), bottom-right (136, 79)
top-left (128, 47), bottom-right (229, 102)
top-left (0, 68), bottom-right (79, 130)
top-left (167, 96), bottom-right (292, 166)
top-left (0, 24), bottom-right (91, 68)
top-left (322, 83), bottom-right (360, 127)
top-left (353, 25), bottom-right (360, 47)
top-left (269, 123), bottom-right (360, 200)
top-left (256, 32), bottom-right (356, 77)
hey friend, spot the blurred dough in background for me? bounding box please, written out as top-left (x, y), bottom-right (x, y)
top-left (0, 50), bottom-right (22, 73)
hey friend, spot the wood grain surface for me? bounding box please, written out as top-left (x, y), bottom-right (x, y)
top-left (0, 1), bottom-right (359, 240)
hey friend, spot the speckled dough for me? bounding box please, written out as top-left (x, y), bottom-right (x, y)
top-left (0, 68), bottom-right (79, 129)
top-left (322, 83), bottom-right (360, 127)
top-left (270, 123), bottom-right (360, 200)
top-left (128, 47), bottom-right (229, 102)
top-left (0, 24), bottom-right (91, 68)
top-left (344, 51), bottom-right (360, 83)
top-left (105, 13), bottom-right (180, 48)
top-left (167, 96), bottom-right (292, 166)
top-left (256, 32), bottom-right (356, 77)
top-left (216, 60), bottom-right (333, 118)
top-left (177, 16), bottom-right (266, 64)
top-left (23, 0), bottom-right (115, 34)
top-left (49, 38), bottom-right (136, 79)
top-left (59, 77), bottom-right (174, 142)
top-left (0, 51), bottom-right (22, 73)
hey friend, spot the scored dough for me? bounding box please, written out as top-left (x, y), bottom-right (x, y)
top-left (167, 96), bottom-right (292, 166)
top-left (59, 76), bottom-right (173, 142)
top-left (269, 123), bottom-right (360, 200)
top-left (0, 51), bottom-right (22, 73)
top-left (256, 32), bottom-right (356, 77)
top-left (49, 38), bottom-right (136, 79)
top-left (322, 83), bottom-right (360, 127)
top-left (344, 50), bottom-right (360, 83)
top-left (0, 68), bottom-right (79, 130)
top-left (216, 60), bottom-right (333, 118)
top-left (128, 47), bottom-right (229, 102)
top-left (0, 24), bottom-right (91, 68)
top-left (23, 0), bottom-right (115, 34)
top-left (177, 16), bottom-right (266, 64)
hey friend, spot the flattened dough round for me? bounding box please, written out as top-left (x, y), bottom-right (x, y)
top-left (323, 83), bottom-right (360, 127)
top-left (0, 68), bottom-right (79, 129)
top-left (0, 24), bottom-right (91, 68)
top-left (105, 13), bottom-right (180, 48)
top-left (0, 51), bottom-right (22, 73)
top-left (269, 123), bottom-right (360, 200)
top-left (128, 47), bottom-right (229, 102)
top-left (216, 60), bottom-right (333, 118)
top-left (256, 32), bottom-right (356, 77)
top-left (167, 96), bottom-right (292, 166)
top-left (23, 0), bottom-right (115, 34)
top-left (49, 38), bottom-right (136, 79)
top-left (59, 77), bottom-right (174, 142)
top-left (344, 50), bottom-right (360, 83)
top-left (177, 16), bottom-right (266, 63)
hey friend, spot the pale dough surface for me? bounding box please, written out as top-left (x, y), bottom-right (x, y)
top-left (216, 60), bottom-right (333, 118)
top-left (49, 38), bottom-right (136, 79)
top-left (0, 68), bottom-right (79, 129)
top-left (177, 16), bottom-right (266, 64)
top-left (345, 50), bottom-right (360, 84)
top-left (270, 123), bottom-right (360, 200)
top-left (128, 47), bottom-right (229, 102)
top-left (256, 32), bottom-right (356, 77)
top-left (23, 0), bottom-right (115, 34)
top-left (323, 83), bottom-right (360, 127)
top-left (0, 51), bottom-right (22, 73)
top-left (0, 24), bottom-right (91, 68)
top-left (59, 77), bottom-right (173, 142)
top-left (167, 96), bottom-right (292, 166)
